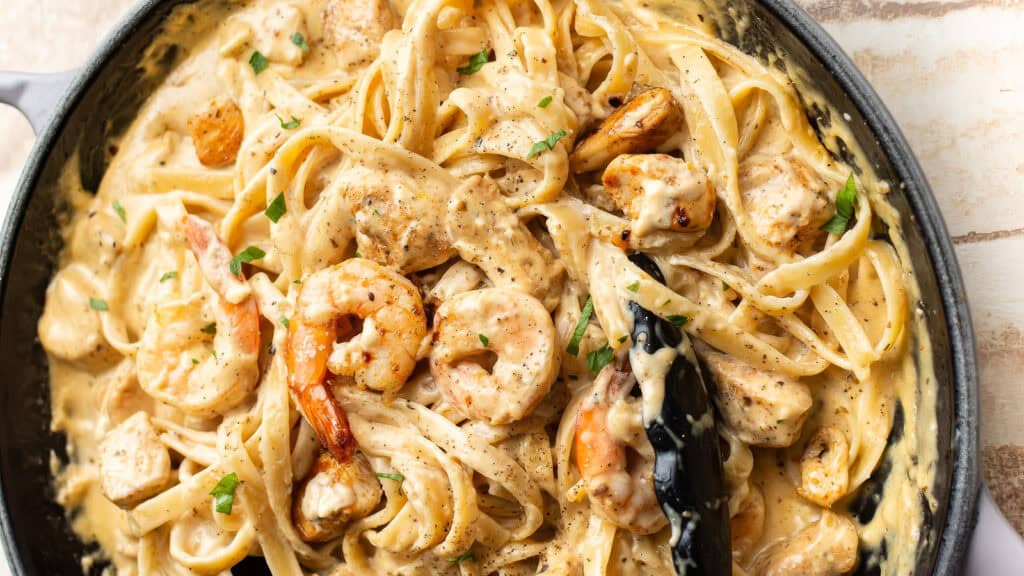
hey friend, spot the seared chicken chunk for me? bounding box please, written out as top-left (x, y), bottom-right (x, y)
top-left (323, 0), bottom-right (396, 70)
top-left (699, 348), bottom-right (812, 447)
top-left (187, 97), bottom-right (244, 168)
top-left (738, 154), bottom-right (833, 253)
top-left (571, 88), bottom-right (683, 173)
top-left (761, 511), bottom-right (858, 576)
top-left (349, 167), bottom-right (456, 274)
top-left (602, 154), bottom-right (717, 237)
top-left (447, 176), bottom-right (564, 309)
top-left (293, 452), bottom-right (383, 542)
top-left (99, 412), bottom-right (171, 509)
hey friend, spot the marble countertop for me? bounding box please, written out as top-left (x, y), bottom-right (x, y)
top-left (0, 0), bottom-right (1021, 570)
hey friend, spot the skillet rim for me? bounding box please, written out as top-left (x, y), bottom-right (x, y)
top-left (0, 0), bottom-right (980, 574)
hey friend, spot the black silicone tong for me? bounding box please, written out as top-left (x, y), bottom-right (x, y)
top-left (627, 254), bottom-right (731, 575)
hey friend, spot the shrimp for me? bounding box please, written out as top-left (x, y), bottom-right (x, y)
top-left (574, 364), bottom-right (666, 534)
top-left (292, 451), bottom-right (382, 542)
top-left (136, 216), bottom-right (260, 416)
top-left (570, 88), bottom-right (684, 173)
top-left (287, 258), bottom-right (427, 462)
top-left (430, 288), bottom-right (558, 425)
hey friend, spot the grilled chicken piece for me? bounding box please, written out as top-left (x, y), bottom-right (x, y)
top-left (447, 176), bottom-right (564, 310)
top-left (323, 0), bottom-right (396, 70)
top-left (761, 511), bottom-right (858, 576)
top-left (571, 88), bottom-right (683, 173)
top-left (738, 154), bottom-right (833, 253)
top-left (293, 452), bottom-right (383, 543)
top-left (602, 154), bottom-right (717, 237)
top-left (99, 412), bottom-right (171, 509)
top-left (348, 166), bottom-right (456, 274)
top-left (187, 97), bottom-right (244, 168)
top-left (699, 347), bottom-right (812, 448)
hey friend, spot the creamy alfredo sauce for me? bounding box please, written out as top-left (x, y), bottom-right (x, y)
top-left (41, 0), bottom-right (939, 574)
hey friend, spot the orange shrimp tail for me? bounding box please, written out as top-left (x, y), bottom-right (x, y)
top-left (299, 382), bottom-right (356, 464)
top-left (183, 215), bottom-right (213, 257)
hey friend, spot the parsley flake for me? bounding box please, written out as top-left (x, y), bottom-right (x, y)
top-left (587, 344), bottom-right (615, 374)
top-left (229, 246), bottom-right (266, 276)
top-left (820, 173), bottom-right (858, 235)
top-left (159, 271), bottom-right (178, 283)
top-left (210, 472), bottom-right (239, 514)
top-left (566, 297), bottom-right (594, 356)
top-left (457, 49), bottom-right (490, 75)
top-left (527, 129), bottom-right (568, 159)
top-left (89, 298), bottom-right (109, 312)
top-left (667, 314), bottom-right (689, 327)
top-left (191, 358), bottom-right (200, 365)
top-left (376, 472), bottom-right (405, 484)
top-left (291, 32), bottom-right (310, 52)
top-left (112, 200), bottom-right (126, 223)
top-left (279, 316), bottom-right (290, 329)
top-left (479, 334), bottom-right (490, 346)
top-left (617, 334), bottom-right (628, 343)
top-left (201, 322), bottom-right (217, 335)
top-left (537, 95), bottom-right (553, 108)
top-left (265, 192), bottom-right (287, 223)
top-left (449, 550), bottom-right (475, 563)
top-left (249, 51), bottom-right (269, 75)
top-left (722, 281), bottom-right (730, 292)
top-left (276, 115), bottom-right (301, 130)
top-left (626, 281), bottom-right (640, 293)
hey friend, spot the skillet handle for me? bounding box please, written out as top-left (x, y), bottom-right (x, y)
top-left (966, 487), bottom-right (1024, 574)
top-left (0, 70), bottom-right (77, 133)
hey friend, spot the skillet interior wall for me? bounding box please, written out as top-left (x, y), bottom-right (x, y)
top-left (0, 0), bottom-right (959, 575)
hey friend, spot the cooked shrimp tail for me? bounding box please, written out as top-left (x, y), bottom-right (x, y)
top-left (286, 289), bottom-right (356, 464)
top-left (627, 253), bottom-right (730, 575)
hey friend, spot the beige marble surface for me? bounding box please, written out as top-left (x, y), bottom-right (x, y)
top-left (0, 0), bottom-right (1022, 568)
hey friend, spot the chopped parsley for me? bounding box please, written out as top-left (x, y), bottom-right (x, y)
top-left (457, 49), bottom-right (490, 75)
top-left (566, 297), bottom-right (594, 356)
top-left (722, 281), bottom-right (730, 291)
top-left (279, 316), bottom-right (290, 329)
top-left (291, 32), bottom-right (310, 52)
top-left (265, 192), bottom-right (287, 223)
top-left (537, 95), bottom-right (553, 108)
top-left (210, 472), bottom-right (239, 514)
top-left (626, 280), bottom-right (640, 293)
top-left (587, 344), bottom-right (615, 374)
top-left (229, 246), bottom-right (267, 275)
top-left (820, 173), bottom-right (858, 235)
top-left (478, 334), bottom-right (490, 346)
top-left (617, 334), bottom-right (629, 344)
top-left (376, 472), bottom-right (405, 484)
top-left (201, 322), bottom-right (217, 335)
top-left (527, 129), bottom-right (568, 159)
top-left (276, 115), bottom-right (301, 130)
top-left (112, 200), bottom-right (126, 223)
top-left (449, 550), bottom-right (475, 563)
top-left (249, 51), bottom-right (269, 75)
top-left (191, 358), bottom-right (200, 365)
top-left (667, 314), bottom-right (689, 327)
top-left (159, 271), bottom-right (178, 283)
top-left (88, 298), bottom-right (109, 312)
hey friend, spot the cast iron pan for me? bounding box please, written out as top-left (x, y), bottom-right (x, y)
top-left (0, 0), bottom-right (1012, 573)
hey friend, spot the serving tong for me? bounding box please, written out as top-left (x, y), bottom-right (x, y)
top-left (626, 254), bottom-right (731, 575)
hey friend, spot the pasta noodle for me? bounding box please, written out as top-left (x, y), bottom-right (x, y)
top-left (39, 0), bottom-right (937, 574)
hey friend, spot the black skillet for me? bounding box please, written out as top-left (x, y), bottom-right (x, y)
top-left (0, 0), bottom-right (997, 573)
